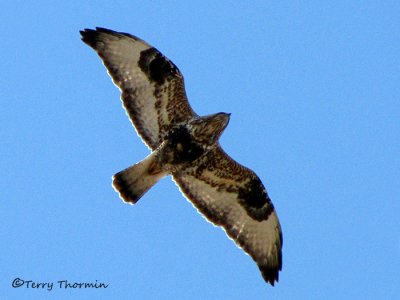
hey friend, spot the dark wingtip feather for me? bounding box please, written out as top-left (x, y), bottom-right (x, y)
top-left (260, 265), bottom-right (279, 286)
top-left (79, 27), bottom-right (120, 48)
top-left (80, 27), bottom-right (142, 47)
top-left (79, 28), bottom-right (101, 49)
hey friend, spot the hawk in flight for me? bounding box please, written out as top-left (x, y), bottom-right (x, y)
top-left (80, 28), bottom-right (282, 285)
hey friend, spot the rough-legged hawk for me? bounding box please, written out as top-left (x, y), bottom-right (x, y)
top-left (80, 27), bottom-right (282, 285)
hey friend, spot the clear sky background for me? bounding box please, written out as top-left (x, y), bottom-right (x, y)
top-left (1, 1), bottom-right (399, 299)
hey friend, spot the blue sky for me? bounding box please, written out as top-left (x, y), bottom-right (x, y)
top-left (1, 1), bottom-right (399, 299)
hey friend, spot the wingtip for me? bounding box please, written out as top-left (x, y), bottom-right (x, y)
top-left (80, 27), bottom-right (114, 34)
top-left (80, 27), bottom-right (143, 46)
top-left (260, 266), bottom-right (280, 286)
top-left (79, 28), bottom-right (100, 48)
top-left (79, 27), bottom-right (95, 36)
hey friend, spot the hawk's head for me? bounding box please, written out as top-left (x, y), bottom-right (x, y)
top-left (188, 112), bottom-right (230, 146)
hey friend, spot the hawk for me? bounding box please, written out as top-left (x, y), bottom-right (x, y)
top-left (80, 27), bottom-right (282, 285)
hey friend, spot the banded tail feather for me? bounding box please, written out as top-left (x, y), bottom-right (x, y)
top-left (112, 152), bottom-right (167, 204)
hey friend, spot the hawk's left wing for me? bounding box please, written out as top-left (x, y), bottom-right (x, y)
top-left (80, 28), bottom-right (197, 150)
top-left (173, 146), bottom-right (282, 285)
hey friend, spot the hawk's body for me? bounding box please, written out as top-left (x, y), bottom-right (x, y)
top-left (80, 28), bottom-right (282, 285)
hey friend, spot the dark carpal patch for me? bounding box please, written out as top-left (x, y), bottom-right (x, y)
top-left (138, 48), bottom-right (179, 85)
top-left (238, 178), bottom-right (274, 221)
top-left (168, 126), bottom-right (204, 163)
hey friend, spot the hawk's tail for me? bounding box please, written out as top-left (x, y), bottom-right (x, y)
top-left (112, 152), bottom-right (167, 204)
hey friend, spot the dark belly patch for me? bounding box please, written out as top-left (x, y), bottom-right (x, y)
top-left (167, 126), bottom-right (204, 163)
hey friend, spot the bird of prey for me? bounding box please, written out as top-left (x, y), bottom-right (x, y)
top-left (80, 27), bottom-right (282, 285)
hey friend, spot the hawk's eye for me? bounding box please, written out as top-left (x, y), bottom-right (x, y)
top-left (176, 143), bottom-right (183, 152)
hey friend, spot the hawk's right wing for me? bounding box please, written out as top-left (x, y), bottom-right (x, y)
top-left (173, 146), bottom-right (282, 285)
top-left (80, 27), bottom-right (197, 150)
